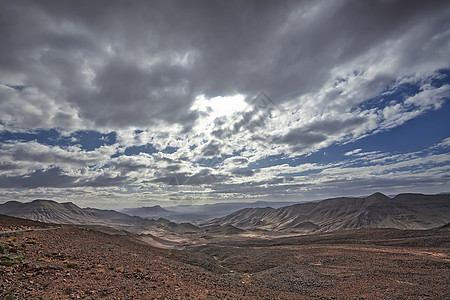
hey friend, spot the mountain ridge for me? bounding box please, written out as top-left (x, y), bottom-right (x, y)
top-left (0, 199), bottom-right (201, 236)
top-left (2, 192), bottom-right (449, 235)
top-left (204, 192), bottom-right (450, 233)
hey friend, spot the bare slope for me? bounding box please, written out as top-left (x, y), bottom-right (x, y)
top-left (121, 205), bottom-right (172, 219)
top-left (205, 193), bottom-right (450, 233)
top-left (0, 215), bottom-right (291, 300)
top-left (0, 200), bottom-right (201, 235)
top-left (2, 214), bottom-right (449, 299)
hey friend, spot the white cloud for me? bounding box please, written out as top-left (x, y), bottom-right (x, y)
top-left (0, 1), bottom-right (449, 206)
top-left (405, 84), bottom-right (450, 109)
top-left (344, 149), bottom-right (362, 156)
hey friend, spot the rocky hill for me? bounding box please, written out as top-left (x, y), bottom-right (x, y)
top-left (204, 193), bottom-right (450, 233)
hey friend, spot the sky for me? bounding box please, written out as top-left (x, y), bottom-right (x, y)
top-left (0, 0), bottom-right (449, 209)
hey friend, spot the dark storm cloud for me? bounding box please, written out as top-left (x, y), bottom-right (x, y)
top-left (211, 106), bottom-right (272, 140)
top-left (209, 180), bottom-right (308, 196)
top-left (0, 0), bottom-right (296, 129)
top-left (82, 174), bottom-right (129, 188)
top-left (110, 159), bottom-right (150, 174)
top-left (110, 154), bottom-right (182, 174)
top-left (0, 166), bottom-right (132, 189)
top-left (271, 116), bottom-right (368, 151)
top-left (0, 167), bottom-right (78, 188)
top-left (0, 162), bottom-right (18, 171)
top-left (0, 141), bottom-right (112, 168)
top-left (231, 168), bottom-right (256, 177)
top-left (0, 0), bottom-right (449, 204)
top-left (152, 169), bottom-right (224, 186)
top-left (307, 117), bottom-right (367, 135)
top-left (208, 171), bottom-right (450, 199)
top-left (201, 140), bottom-right (222, 157)
top-left (273, 129), bottom-right (327, 147)
top-left (1, 0), bottom-right (448, 130)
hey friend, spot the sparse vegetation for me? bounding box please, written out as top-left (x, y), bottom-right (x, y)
top-left (14, 255), bottom-right (25, 262)
top-left (0, 256), bottom-right (14, 266)
top-left (0, 254), bottom-right (25, 266)
top-left (4, 288), bottom-right (16, 300)
top-left (65, 262), bottom-right (78, 268)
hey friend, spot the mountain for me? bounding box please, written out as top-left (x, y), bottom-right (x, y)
top-left (0, 199), bottom-right (99, 224)
top-left (3, 193), bottom-right (449, 237)
top-left (121, 205), bottom-right (172, 219)
top-left (125, 200), bottom-right (300, 223)
top-left (204, 193), bottom-right (450, 233)
top-left (0, 199), bottom-right (201, 235)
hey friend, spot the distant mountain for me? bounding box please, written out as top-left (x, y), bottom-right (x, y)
top-left (204, 193), bottom-right (450, 233)
top-left (0, 199), bottom-right (200, 235)
top-left (4, 193), bottom-right (448, 236)
top-left (121, 205), bottom-right (172, 219)
top-left (127, 200), bottom-right (301, 222)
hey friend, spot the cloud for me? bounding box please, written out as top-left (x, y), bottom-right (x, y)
top-left (231, 168), bottom-right (256, 177)
top-left (0, 0), bottom-right (449, 206)
top-left (226, 157), bottom-right (249, 166)
top-left (404, 84), bottom-right (450, 109)
top-left (1, 0), bottom-right (449, 132)
top-left (273, 129), bottom-right (327, 148)
top-left (152, 169), bottom-right (222, 186)
top-left (0, 141), bottom-right (115, 170)
top-left (344, 149), bottom-right (362, 156)
top-left (0, 167), bottom-right (79, 188)
top-left (437, 137), bottom-right (450, 148)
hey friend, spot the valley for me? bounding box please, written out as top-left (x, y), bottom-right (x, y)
top-left (1, 193), bottom-right (449, 299)
top-left (1, 214), bottom-right (449, 299)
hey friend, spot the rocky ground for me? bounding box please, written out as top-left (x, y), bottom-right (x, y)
top-left (1, 215), bottom-right (449, 299)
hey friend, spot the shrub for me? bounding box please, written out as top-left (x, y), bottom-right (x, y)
top-left (5, 289), bottom-right (16, 300)
top-left (0, 256), bottom-right (14, 266)
top-left (66, 262), bottom-right (78, 268)
top-left (14, 255), bottom-right (25, 262)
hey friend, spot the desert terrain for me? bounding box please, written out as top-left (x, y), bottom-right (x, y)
top-left (1, 213), bottom-right (449, 299)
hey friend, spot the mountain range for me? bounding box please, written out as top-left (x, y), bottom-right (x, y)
top-left (1, 193), bottom-right (449, 236)
top-left (0, 199), bottom-right (199, 235)
top-left (204, 193), bottom-right (450, 233)
top-left (121, 201), bottom-right (299, 222)
top-left (121, 205), bottom-right (173, 219)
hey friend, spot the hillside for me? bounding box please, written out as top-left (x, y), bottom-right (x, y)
top-left (204, 193), bottom-right (450, 233)
top-left (121, 205), bottom-right (172, 219)
top-left (121, 200), bottom-right (299, 222)
top-left (1, 214), bottom-right (449, 299)
top-left (0, 200), bottom-right (201, 236)
top-left (0, 215), bottom-right (288, 299)
top-left (2, 193), bottom-right (449, 238)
